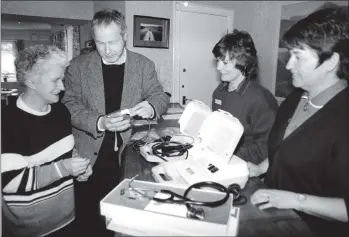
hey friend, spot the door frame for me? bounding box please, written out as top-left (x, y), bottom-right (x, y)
top-left (172, 1), bottom-right (234, 104)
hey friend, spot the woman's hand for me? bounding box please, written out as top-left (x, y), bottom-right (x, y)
top-left (251, 189), bottom-right (298, 210)
top-left (77, 164), bottom-right (93, 182)
top-left (247, 162), bottom-right (262, 177)
top-left (62, 157), bottom-right (90, 177)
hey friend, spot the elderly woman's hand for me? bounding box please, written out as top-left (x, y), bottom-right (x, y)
top-left (62, 157), bottom-right (90, 177)
top-left (77, 164), bottom-right (93, 182)
top-left (251, 189), bottom-right (299, 210)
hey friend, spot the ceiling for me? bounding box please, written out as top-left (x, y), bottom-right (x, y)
top-left (1, 13), bottom-right (90, 31)
top-left (2, 20), bottom-right (51, 30)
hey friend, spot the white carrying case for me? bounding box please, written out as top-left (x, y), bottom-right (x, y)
top-left (100, 178), bottom-right (240, 236)
top-left (152, 100), bottom-right (249, 189)
top-left (140, 100), bottom-right (211, 163)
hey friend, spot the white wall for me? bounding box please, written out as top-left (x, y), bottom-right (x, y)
top-left (79, 23), bottom-right (92, 48)
top-left (195, 0), bottom-right (348, 95)
top-left (91, 1), bottom-right (126, 49)
top-left (2, 29), bottom-right (51, 41)
top-left (90, 1), bottom-right (174, 98)
top-left (94, 1), bottom-right (125, 15)
top-left (194, 1), bottom-right (280, 94)
top-left (120, 1), bottom-right (281, 100)
top-left (125, 1), bottom-right (174, 97)
top-left (2, 1), bottom-right (94, 20)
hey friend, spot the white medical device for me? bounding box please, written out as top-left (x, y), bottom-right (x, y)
top-left (140, 101), bottom-right (211, 163)
top-left (151, 100), bottom-right (249, 189)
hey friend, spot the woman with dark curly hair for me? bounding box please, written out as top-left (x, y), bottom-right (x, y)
top-left (212, 29), bottom-right (278, 165)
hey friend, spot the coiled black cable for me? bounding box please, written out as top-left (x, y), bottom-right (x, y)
top-left (228, 183), bottom-right (247, 206)
top-left (151, 140), bottom-right (193, 161)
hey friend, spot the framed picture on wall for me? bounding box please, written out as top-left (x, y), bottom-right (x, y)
top-left (133, 15), bottom-right (170, 49)
top-left (275, 1), bottom-right (345, 100)
top-left (85, 40), bottom-right (94, 49)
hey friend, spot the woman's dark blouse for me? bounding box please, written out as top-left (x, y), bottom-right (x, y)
top-left (265, 88), bottom-right (349, 236)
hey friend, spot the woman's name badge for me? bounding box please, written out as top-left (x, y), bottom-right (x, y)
top-left (215, 99), bottom-right (222, 105)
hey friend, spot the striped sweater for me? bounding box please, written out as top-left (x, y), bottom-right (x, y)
top-left (1, 96), bottom-right (75, 237)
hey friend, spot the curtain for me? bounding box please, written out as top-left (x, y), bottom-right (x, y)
top-left (51, 25), bottom-right (81, 61)
top-left (51, 28), bottom-right (68, 52)
top-left (72, 26), bottom-right (81, 59)
top-left (15, 40), bottom-right (24, 52)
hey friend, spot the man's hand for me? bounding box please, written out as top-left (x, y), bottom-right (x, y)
top-left (129, 101), bottom-right (154, 119)
top-left (62, 157), bottom-right (90, 177)
top-left (76, 164), bottom-right (93, 182)
top-left (100, 112), bottom-right (132, 132)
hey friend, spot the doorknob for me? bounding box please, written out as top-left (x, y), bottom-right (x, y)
top-left (182, 96), bottom-right (192, 105)
top-left (183, 68), bottom-right (186, 72)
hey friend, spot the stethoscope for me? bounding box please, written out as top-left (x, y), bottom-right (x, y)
top-left (153, 181), bottom-right (247, 207)
top-left (125, 175), bottom-right (247, 220)
top-left (153, 181), bottom-right (230, 207)
top-left (133, 180), bottom-right (246, 220)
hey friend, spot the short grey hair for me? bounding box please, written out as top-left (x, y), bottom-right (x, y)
top-left (15, 45), bottom-right (68, 86)
top-left (91, 9), bottom-right (127, 37)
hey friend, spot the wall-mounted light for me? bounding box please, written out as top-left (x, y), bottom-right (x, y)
top-left (176, 1), bottom-right (189, 7)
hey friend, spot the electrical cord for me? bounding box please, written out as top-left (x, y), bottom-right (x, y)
top-left (171, 134), bottom-right (195, 145)
top-left (136, 118), bottom-right (152, 140)
top-left (151, 139), bottom-right (193, 161)
top-left (228, 183), bottom-right (247, 206)
top-left (131, 130), bottom-right (246, 205)
top-left (132, 140), bottom-right (147, 152)
top-left (128, 119), bottom-right (152, 152)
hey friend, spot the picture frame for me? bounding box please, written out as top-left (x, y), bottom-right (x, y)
top-left (133, 15), bottom-right (170, 49)
top-left (85, 40), bottom-right (94, 49)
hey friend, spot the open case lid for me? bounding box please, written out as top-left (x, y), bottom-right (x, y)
top-left (198, 109), bottom-right (244, 163)
top-left (178, 100), bottom-right (211, 138)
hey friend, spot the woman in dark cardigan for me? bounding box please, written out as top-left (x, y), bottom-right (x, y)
top-left (211, 29), bottom-right (278, 165)
top-left (248, 7), bottom-right (349, 237)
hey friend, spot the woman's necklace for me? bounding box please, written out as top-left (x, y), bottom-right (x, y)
top-left (301, 95), bottom-right (324, 111)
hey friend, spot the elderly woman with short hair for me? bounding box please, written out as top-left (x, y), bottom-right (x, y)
top-left (1, 45), bottom-right (92, 237)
